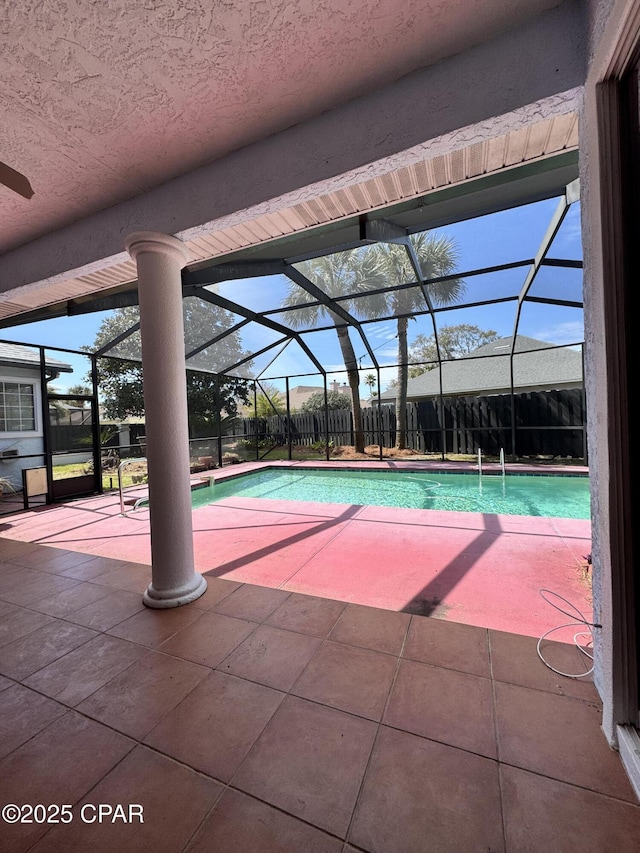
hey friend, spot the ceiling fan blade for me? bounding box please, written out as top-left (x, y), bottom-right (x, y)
top-left (0, 161), bottom-right (34, 199)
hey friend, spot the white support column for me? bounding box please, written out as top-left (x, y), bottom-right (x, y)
top-left (125, 232), bottom-right (207, 608)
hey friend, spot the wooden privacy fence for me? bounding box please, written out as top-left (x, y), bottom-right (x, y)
top-left (101, 423), bottom-right (146, 448)
top-left (49, 424), bottom-right (93, 452)
top-left (233, 387), bottom-right (586, 457)
top-left (234, 410), bottom-right (354, 446)
top-left (415, 387), bottom-right (586, 456)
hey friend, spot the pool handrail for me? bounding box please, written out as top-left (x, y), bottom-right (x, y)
top-left (118, 458), bottom-right (148, 516)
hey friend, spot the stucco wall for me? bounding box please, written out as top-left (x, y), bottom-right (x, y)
top-left (0, 438), bottom-right (46, 491)
top-left (580, 0), bottom-right (625, 743)
top-left (580, 90), bottom-right (611, 733)
top-left (0, 366), bottom-right (44, 490)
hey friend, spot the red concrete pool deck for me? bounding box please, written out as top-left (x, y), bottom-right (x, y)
top-left (0, 461), bottom-right (591, 639)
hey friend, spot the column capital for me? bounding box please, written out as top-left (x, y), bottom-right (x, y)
top-left (125, 231), bottom-right (190, 265)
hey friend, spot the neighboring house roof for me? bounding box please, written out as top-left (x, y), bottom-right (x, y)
top-left (0, 342), bottom-right (73, 375)
top-left (379, 336), bottom-right (583, 400)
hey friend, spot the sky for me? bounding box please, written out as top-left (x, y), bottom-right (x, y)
top-left (0, 195), bottom-right (583, 395)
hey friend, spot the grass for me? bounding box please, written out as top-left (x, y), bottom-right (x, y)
top-left (52, 461), bottom-right (145, 490)
top-left (51, 462), bottom-right (91, 480)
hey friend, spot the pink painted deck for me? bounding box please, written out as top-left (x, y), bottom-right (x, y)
top-left (0, 461), bottom-right (592, 638)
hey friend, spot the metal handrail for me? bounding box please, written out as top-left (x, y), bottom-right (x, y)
top-left (118, 458), bottom-right (148, 515)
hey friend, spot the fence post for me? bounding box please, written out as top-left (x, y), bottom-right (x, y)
top-left (580, 345), bottom-right (588, 463)
top-left (510, 354), bottom-right (517, 460)
top-left (215, 376), bottom-right (223, 467)
top-left (286, 377), bottom-right (292, 461)
top-left (39, 347), bottom-right (53, 505)
top-left (438, 363), bottom-right (446, 460)
top-left (323, 375), bottom-right (330, 460)
top-left (253, 381), bottom-right (259, 461)
top-left (91, 354), bottom-right (103, 494)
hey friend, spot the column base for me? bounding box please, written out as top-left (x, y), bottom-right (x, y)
top-left (143, 572), bottom-right (208, 609)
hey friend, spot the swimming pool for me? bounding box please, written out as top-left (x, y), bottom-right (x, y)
top-left (192, 468), bottom-right (591, 519)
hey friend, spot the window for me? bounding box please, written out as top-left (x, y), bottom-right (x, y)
top-left (0, 382), bottom-right (36, 432)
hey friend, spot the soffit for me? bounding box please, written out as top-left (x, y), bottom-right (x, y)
top-left (0, 112), bottom-right (578, 326)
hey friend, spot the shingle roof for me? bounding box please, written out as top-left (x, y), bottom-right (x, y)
top-left (0, 342), bottom-right (73, 373)
top-left (380, 336), bottom-right (583, 400)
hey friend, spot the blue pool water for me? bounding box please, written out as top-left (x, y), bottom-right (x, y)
top-left (192, 468), bottom-right (591, 519)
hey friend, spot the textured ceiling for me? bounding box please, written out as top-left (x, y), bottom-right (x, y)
top-left (0, 0), bottom-right (563, 254)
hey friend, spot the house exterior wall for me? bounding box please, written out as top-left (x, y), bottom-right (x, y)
top-left (0, 365), bottom-right (45, 489)
top-left (581, 0), bottom-right (633, 748)
top-left (581, 69), bottom-right (612, 740)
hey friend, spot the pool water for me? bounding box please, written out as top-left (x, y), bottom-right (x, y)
top-left (193, 468), bottom-right (591, 519)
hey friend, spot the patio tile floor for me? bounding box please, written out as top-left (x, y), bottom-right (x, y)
top-left (219, 622), bottom-right (322, 691)
top-left (0, 537), bottom-right (638, 852)
top-left (383, 657), bottom-right (497, 758)
top-left (349, 726), bottom-right (504, 853)
top-left (290, 640), bottom-right (398, 721)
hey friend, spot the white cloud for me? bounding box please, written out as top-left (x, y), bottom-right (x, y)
top-left (530, 320), bottom-right (584, 345)
top-left (372, 345), bottom-right (399, 359)
top-left (367, 324), bottom-right (397, 342)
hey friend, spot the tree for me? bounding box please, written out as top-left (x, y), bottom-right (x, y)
top-left (282, 250), bottom-right (387, 452)
top-left (47, 383), bottom-right (92, 424)
top-left (372, 233), bottom-right (464, 449)
top-left (300, 390), bottom-right (352, 412)
top-left (66, 384), bottom-right (92, 408)
top-left (408, 324), bottom-right (499, 377)
top-left (90, 303), bottom-right (252, 435)
top-left (364, 373), bottom-right (377, 398)
top-left (254, 383), bottom-right (285, 418)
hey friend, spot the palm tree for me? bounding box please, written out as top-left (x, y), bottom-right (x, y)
top-left (282, 249), bottom-right (386, 453)
top-left (373, 233), bottom-right (464, 450)
top-left (364, 373), bottom-right (377, 399)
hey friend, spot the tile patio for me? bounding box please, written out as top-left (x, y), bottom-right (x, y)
top-left (1, 463), bottom-right (631, 850)
top-left (0, 537), bottom-right (638, 852)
